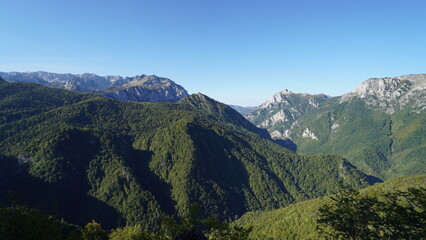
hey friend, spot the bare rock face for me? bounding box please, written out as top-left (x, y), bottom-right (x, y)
top-left (301, 128), bottom-right (318, 140)
top-left (341, 74), bottom-right (426, 114)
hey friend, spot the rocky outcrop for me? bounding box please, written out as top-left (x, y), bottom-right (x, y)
top-left (301, 128), bottom-right (318, 140)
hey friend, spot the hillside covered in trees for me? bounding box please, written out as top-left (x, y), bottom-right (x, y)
top-left (0, 78), bottom-right (375, 231)
top-left (1, 174), bottom-right (423, 239)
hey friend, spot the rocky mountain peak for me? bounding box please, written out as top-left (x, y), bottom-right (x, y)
top-left (103, 75), bottom-right (189, 103)
top-left (80, 73), bottom-right (98, 78)
top-left (258, 89), bottom-right (328, 110)
top-left (259, 89), bottom-right (294, 108)
top-left (125, 75), bottom-right (174, 88)
top-left (341, 74), bottom-right (426, 114)
top-left (246, 90), bottom-right (330, 140)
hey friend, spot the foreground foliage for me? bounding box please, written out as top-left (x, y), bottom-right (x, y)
top-left (318, 187), bottom-right (426, 239)
top-left (0, 202), bottom-right (251, 240)
top-left (82, 221), bottom-right (108, 240)
top-left (161, 204), bottom-right (252, 240)
top-left (235, 174), bottom-right (426, 239)
top-left (109, 224), bottom-right (164, 240)
top-left (0, 204), bottom-right (81, 240)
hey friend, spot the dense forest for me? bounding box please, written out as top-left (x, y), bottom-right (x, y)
top-left (0, 78), bottom-right (424, 239)
top-left (1, 174), bottom-right (424, 239)
top-left (0, 79), bottom-right (373, 230)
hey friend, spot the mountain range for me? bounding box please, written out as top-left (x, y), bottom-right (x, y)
top-left (0, 71), bottom-right (424, 236)
top-left (0, 71), bottom-right (189, 102)
top-left (2, 71), bottom-right (423, 181)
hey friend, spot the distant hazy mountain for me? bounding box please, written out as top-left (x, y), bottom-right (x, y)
top-left (0, 71), bottom-right (189, 102)
top-left (0, 71), bottom-right (123, 90)
top-left (230, 105), bottom-right (256, 116)
top-left (102, 75), bottom-right (188, 102)
top-left (247, 74), bottom-right (426, 179)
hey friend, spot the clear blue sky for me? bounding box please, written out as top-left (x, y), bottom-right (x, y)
top-left (1, 0), bottom-right (425, 106)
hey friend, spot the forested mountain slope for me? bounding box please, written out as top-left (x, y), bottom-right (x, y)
top-left (247, 74), bottom-right (426, 179)
top-left (0, 78), bottom-right (373, 230)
